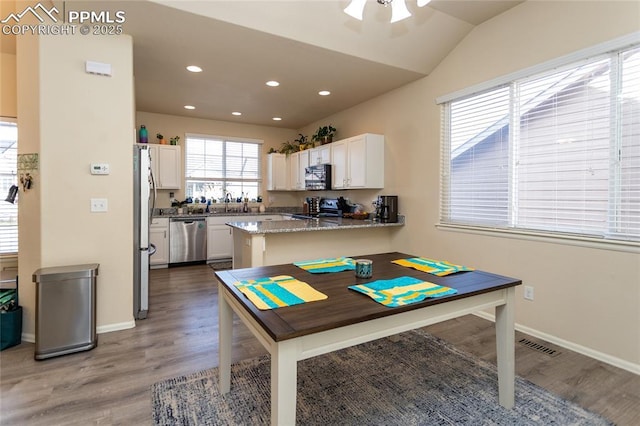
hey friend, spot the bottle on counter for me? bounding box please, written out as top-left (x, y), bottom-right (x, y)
top-left (139, 125), bottom-right (148, 143)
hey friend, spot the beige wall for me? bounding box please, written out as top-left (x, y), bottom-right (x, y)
top-left (135, 111), bottom-right (302, 208)
top-left (301, 1), bottom-right (640, 370)
top-left (1, 52), bottom-right (17, 118)
top-left (17, 32), bottom-right (135, 338)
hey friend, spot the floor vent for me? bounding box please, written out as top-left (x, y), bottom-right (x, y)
top-left (518, 338), bottom-right (560, 357)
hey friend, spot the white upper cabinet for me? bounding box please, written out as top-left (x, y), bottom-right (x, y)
top-left (267, 153), bottom-right (288, 191)
top-left (331, 133), bottom-right (384, 189)
top-left (308, 144), bottom-right (331, 165)
top-left (149, 145), bottom-right (181, 189)
top-left (288, 151), bottom-right (308, 191)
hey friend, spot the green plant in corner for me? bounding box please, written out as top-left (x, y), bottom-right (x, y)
top-left (170, 136), bottom-right (180, 145)
top-left (311, 125), bottom-right (336, 144)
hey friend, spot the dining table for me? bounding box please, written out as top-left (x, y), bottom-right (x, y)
top-left (214, 251), bottom-right (522, 425)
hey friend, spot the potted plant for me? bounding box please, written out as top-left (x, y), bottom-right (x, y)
top-left (294, 133), bottom-right (310, 150)
top-left (278, 140), bottom-right (299, 155)
top-left (170, 136), bottom-right (180, 146)
top-left (156, 133), bottom-right (167, 145)
top-left (311, 125), bottom-right (336, 145)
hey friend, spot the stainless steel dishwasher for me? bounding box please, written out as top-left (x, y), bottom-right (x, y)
top-left (169, 217), bottom-right (207, 264)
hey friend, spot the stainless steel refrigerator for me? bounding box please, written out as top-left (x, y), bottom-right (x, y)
top-left (133, 145), bottom-right (155, 319)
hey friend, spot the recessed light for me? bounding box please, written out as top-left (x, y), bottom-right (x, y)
top-left (319, 90), bottom-right (331, 96)
top-left (186, 65), bottom-right (202, 73)
top-left (266, 80), bottom-right (280, 87)
top-left (232, 112), bottom-right (242, 116)
top-left (272, 117), bottom-right (282, 121)
top-left (184, 105), bottom-right (196, 110)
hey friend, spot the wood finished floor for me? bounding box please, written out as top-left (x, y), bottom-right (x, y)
top-left (1, 264), bottom-right (638, 425)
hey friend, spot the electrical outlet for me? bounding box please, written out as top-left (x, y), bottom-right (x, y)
top-left (523, 286), bottom-right (534, 301)
top-left (90, 198), bottom-right (108, 212)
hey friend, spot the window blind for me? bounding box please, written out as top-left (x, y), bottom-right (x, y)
top-left (440, 44), bottom-right (640, 243)
top-left (0, 121), bottom-right (18, 254)
top-left (185, 134), bottom-right (261, 202)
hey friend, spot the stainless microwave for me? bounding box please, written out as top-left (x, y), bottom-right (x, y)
top-left (305, 164), bottom-right (332, 191)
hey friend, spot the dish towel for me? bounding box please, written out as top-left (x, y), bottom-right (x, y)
top-left (392, 257), bottom-right (474, 276)
top-left (293, 257), bottom-right (356, 273)
top-left (349, 276), bottom-right (458, 308)
top-left (233, 275), bottom-right (328, 310)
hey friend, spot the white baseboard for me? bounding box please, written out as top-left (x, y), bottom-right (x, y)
top-left (97, 321), bottom-right (136, 334)
top-left (20, 333), bottom-right (35, 343)
top-left (20, 321), bottom-right (136, 344)
top-left (473, 311), bottom-right (640, 376)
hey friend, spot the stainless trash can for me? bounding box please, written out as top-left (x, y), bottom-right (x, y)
top-left (32, 264), bottom-right (99, 360)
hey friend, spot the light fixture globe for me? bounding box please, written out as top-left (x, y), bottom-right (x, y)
top-left (344, 0), bottom-right (367, 20)
top-left (344, 0), bottom-right (414, 23)
top-left (390, 0), bottom-right (411, 23)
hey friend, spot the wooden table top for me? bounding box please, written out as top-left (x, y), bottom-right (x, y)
top-left (215, 252), bottom-right (521, 342)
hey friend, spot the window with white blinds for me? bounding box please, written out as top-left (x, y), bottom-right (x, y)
top-left (0, 120), bottom-right (18, 254)
top-left (440, 43), bottom-right (640, 243)
top-left (185, 134), bottom-right (262, 202)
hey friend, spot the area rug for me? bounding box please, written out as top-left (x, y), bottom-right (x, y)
top-left (152, 329), bottom-right (611, 425)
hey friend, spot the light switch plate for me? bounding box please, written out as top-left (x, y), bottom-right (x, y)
top-left (90, 163), bottom-right (110, 175)
top-left (91, 198), bottom-right (108, 212)
top-left (86, 60), bottom-right (112, 76)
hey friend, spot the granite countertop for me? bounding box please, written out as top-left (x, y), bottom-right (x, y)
top-left (152, 211), bottom-right (297, 219)
top-left (226, 216), bottom-right (405, 234)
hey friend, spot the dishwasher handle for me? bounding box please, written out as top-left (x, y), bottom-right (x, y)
top-left (171, 217), bottom-right (205, 223)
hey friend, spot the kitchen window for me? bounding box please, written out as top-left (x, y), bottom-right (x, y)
top-left (438, 39), bottom-right (640, 245)
top-left (0, 120), bottom-right (18, 254)
top-left (185, 134), bottom-right (262, 202)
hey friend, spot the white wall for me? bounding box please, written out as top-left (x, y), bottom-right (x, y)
top-left (301, 1), bottom-right (640, 370)
top-left (17, 32), bottom-right (135, 338)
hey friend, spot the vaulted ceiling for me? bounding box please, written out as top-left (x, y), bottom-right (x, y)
top-left (7, 0), bottom-right (524, 128)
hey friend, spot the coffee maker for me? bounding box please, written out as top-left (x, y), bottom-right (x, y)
top-left (375, 195), bottom-right (398, 223)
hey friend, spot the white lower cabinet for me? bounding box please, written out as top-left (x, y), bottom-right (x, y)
top-left (207, 216), bottom-right (233, 260)
top-left (150, 218), bottom-right (169, 268)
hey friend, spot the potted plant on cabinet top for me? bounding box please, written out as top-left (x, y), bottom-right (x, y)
top-left (294, 133), bottom-right (310, 150)
top-left (170, 136), bottom-right (180, 146)
top-left (311, 125), bottom-right (336, 145)
top-left (278, 140), bottom-right (299, 155)
top-left (156, 133), bottom-right (167, 145)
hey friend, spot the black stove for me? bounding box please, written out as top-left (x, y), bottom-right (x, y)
top-left (294, 198), bottom-right (344, 219)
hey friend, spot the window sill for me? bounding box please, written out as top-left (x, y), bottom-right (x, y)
top-left (435, 223), bottom-right (640, 254)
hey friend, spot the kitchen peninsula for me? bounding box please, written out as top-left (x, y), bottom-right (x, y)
top-left (227, 217), bottom-right (404, 268)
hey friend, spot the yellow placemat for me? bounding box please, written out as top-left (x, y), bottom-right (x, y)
top-left (233, 275), bottom-right (327, 310)
top-left (392, 257), bottom-right (473, 276)
top-left (349, 276), bottom-right (458, 307)
top-left (293, 257), bottom-right (355, 273)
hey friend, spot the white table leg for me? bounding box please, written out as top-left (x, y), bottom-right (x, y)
top-left (495, 286), bottom-right (515, 408)
top-left (271, 339), bottom-right (298, 426)
top-left (218, 283), bottom-right (233, 394)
